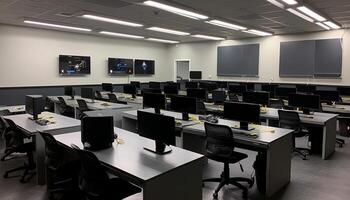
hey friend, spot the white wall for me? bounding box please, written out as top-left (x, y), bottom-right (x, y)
top-left (0, 24), bottom-right (172, 87)
top-left (169, 29), bottom-right (350, 86)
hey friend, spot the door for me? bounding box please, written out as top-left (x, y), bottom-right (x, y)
top-left (175, 60), bottom-right (190, 82)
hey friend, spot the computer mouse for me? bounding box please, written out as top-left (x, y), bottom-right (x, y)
top-left (114, 133), bottom-right (118, 139)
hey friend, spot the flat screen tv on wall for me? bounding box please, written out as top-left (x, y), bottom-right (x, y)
top-left (108, 58), bottom-right (133, 75)
top-left (134, 59), bottom-right (155, 75)
top-left (59, 55), bottom-right (91, 75)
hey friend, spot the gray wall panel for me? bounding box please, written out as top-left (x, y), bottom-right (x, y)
top-left (315, 39), bottom-right (342, 77)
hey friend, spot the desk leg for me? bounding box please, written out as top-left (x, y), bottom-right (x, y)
top-left (34, 133), bottom-right (46, 185)
top-left (122, 117), bottom-right (138, 133)
top-left (53, 103), bottom-right (60, 114)
top-left (74, 108), bottom-right (79, 119)
top-left (143, 158), bottom-right (203, 200)
top-left (322, 118), bottom-right (337, 159)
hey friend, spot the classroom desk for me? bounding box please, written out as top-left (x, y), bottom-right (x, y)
top-left (182, 119), bottom-right (293, 197)
top-left (100, 92), bottom-right (144, 105)
top-left (205, 104), bottom-right (338, 160)
top-left (54, 128), bottom-right (205, 200)
top-left (4, 112), bottom-right (81, 185)
top-left (0, 105), bottom-right (26, 114)
top-left (322, 104), bottom-right (350, 116)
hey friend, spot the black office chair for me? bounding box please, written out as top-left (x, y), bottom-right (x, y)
top-left (40, 132), bottom-right (82, 200)
top-left (0, 109), bottom-right (11, 116)
top-left (57, 97), bottom-right (74, 118)
top-left (71, 145), bottom-right (141, 200)
top-left (95, 91), bottom-right (103, 101)
top-left (1, 118), bottom-right (35, 183)
top-left (196, 101), bottom-right (207, 115)
top-left (278, 110), bottom-right (310, 160)
top-left (77, 99), bottom-right (91, 119)
top-left (228, 93), bottom-right (239, 102)
top-left (107, 93), bottom-right (127, 105)
top-left (269, 98), bottom-right (284, 109)
top-left (45, 97), bottom-right (55, 112)
top-left (203, 122), bottom-right (254, 199)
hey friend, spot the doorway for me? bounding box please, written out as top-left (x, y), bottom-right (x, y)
top-left (174, 59), bottom-right (190, 82)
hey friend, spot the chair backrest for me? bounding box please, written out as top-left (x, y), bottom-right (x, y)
top-left (77, 99), bottom-right (89, 112)
top-left (270, 99), bottom-right (284, 109)
top-left (0, 116), bottom-right (9, 137)
top-left (3, 118), bottom-right (24, 151)
top-left (107, 93), bottom-right (118, 102)
top-left (95, 91), bottom-right (103, 99)
top-left (204, 122), bottom-right (235, 158)
top-left (228, 93), bottom-right (239, 102)
top-left (57, 97), bottom-right (68, 107)
top-left (196, 101), bottom-right (207, 115)
top-left (0, 109), bottom-right (11, 116)
top-left (278, 110), bottom-right (301, 131)
top-left (40, 132), bottom-right (64, 167)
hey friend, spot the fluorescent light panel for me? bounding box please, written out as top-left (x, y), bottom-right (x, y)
top-left (282, 0), bottom-right (298, 5)
top-left (24, 20), bottom-right (91, 32)
top-left (297, 6), bottom-right (326, 21)
top-left (82, 14), bottom-right (143, 27)
top-left (243, 29), bottom-right (273, 36)
top-left (147, 38), bottom-right (179, 44)
top-left (143, 1), bottom-right (208, 20)
top-left (192, 34), bottom-right (225, 41)
top-left (287, 8), bottom-right (314, 22)
top-left (99, 31), bottom-right (144, 39)
top-left (316, 22), bottom-right (330, 30)
top-left (147, 27), bottom-right (190, 36)
top-left (267, 0), bottom-right (285, 9)
top-left (206, 20), bottom-right (246, 30)
top-left (324, 21), bottom-right (341, 29)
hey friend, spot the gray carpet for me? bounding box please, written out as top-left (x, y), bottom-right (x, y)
top-left (0, 137), bottom-right (349, 200)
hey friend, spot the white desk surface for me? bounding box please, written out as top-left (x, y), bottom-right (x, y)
top-left (54, 127), bottom-right (204, 182)
top-left (0, 105), bottom-right (26, 113)
top-left (322, 104), bottom-right (350, 115)
top-left (4, 112), bottom-right (81, 133)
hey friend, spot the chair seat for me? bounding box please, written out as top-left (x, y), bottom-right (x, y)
top-left (207, 151), bottom-right (248, 164)
top-left (103, 178), bottom-right (141, 200)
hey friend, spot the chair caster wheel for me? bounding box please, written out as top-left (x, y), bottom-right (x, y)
top-left (213, 193), bottom-right (218, 199)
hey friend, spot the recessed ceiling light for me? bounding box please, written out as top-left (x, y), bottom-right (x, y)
top-left (147, 27), bottom-right (190, 36)
top-left (147, 38), bottom-right (179, 44)
top-left (316, 22), bottom-right (330, 30)
top-left (243, 29), bottom-right (273, 36)
top-left (297, 6), bottom-right (326, 22)
top-left (205, 20), bottom-right (246, 30)
top-left (99, 31), bottom-right (144, 39)
top-left (287, 8), bottom-right (314, 22)
top-left (324, 21), bottom-right (341, 29)
top-left (191, 34), bottom-right (225, 41)
top-left (24, 20), bottom-right (91, 32)
top-left (266, 0), bottom-right (285, 9)
top-left (281, 0), bottom-right (298, 5)
top-left (143, 1), bottom-right (208, 20)
top-left (82, 14), bottom-right (143, 27)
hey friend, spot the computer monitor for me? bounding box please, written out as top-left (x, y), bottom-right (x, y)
top-left (224, 102), bottom-right (260, 131)
top-left (314, 90), bottom-right (340, 104)
top-left (167, 82), bottom-right (180, 89)
top-left (81, 88), bottom-right (94, 102)
top-left (64, 86), bottom-right (74, 99)
top-left (142, 88), bottom-right (162, 95)
top-left (212, 90), bottom-right (227, 104)
top-left (102, 83), bottom-right (113, 93)
top-left (228, 85), bottom-right (247, 95)
top-left (81, 116), bottom-right (114, 150)
top-left (288, 93), bottom-right (320, 114)
top-left (217, 81), bottom-right (228, 89)
top-left (189, 71), bottom-right (202, 80)
top-left (130, 81), bottom-right (141, 89)
top-left (243, 91), bottom-right (270, 107)
top-left (261, 84), bottom-right (278, 98)
top-left (199, 82), bottom-right (218, 92)
top-left (296, 84), bottom-right (316, 94)
top-left (185, 81), bottom-right (198, 89)
top-left (275, 87), bottom-right (297, 99)
top-left (338, 87), bottom-right (350, 96)
top-left (143, 93), bottom-right (165, 114)
top-left (137, 111), bottom-right (175, 154)
top-left (187, 88), bottom-right (207, 101)
top-left (25, 95), bottom-right (45, 120)
top-left (170, 95), bottom-right (197, 120)
top-left (124, 84), bottom-right (137, 98)
top-left (164, 85), bottom-right (179, 95)
top-left (149, 82), bottom-right (161, 89)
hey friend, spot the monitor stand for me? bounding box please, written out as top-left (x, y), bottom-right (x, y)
top-left (154, 108), bottom-right (161, 114)
top-left (182, 112), bottom-right (189, 121)
top-left (302, 108), bottom-right (311, 115)
top-left (231, 122), bottom-right (255, 131)
top-left (132, 94), bottom-right (136, 99)
top-left (144, 141), bottom-right (172, 155)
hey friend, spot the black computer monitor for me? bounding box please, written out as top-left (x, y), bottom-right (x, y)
top-left (102, 83), bottom-right (113, 93)
top-left (137, 111), bottom-right (175, 154)
top-left (314, 90), bottom-right (340, 104)
top-left (275, 87), bottom-right (297, 99)
top-left (224, 102), bottom-right (260, 131)
top-left (164, 85), bottom-right (179, 95)
top-left (262, 84), bottom-right (278, 98)
top-left (64, 86), bottom-right (74, 99)
top-left (187, 88), bottom-right (207, 101)
top-left (142, 88), bottom-right (162, 95)
top-left (228, 85), bottom-right (247, 95)
top-left (81, 116), bottom-right (114, 150)
top-left (143, 93), bottom-right (165, 114)
top-left (25, 95), bottom-right (45, 120)
top-left (338, 87), bottom-right (350, 96)
top-left (124, 84), bottom-right (137, 98)
top-left (296, 84), bottom-right (316, 94)
top-left (199, 82), bottom-right (218, 92)
top-left (170, 95), bottom-right (197, 120)
top-left (167, 82), bottom-right (180, 89)
top-left (243, 91), bottom-right (270, 106)
top-left (288, 93), bottom-right (320, 114)
top-left (130, 81), bottom-right (141, 89)
top-left (217, 81), bottom-right (228, 89)
top-left (149, 82), bottom-right (161, 89)
top-left (81, 88), bottom-right (94, 102)
top-left (185, 81), bottom-right (198, 89)
top-left (189, 71), bottom-right (202, 80)
top-left (212, 90), bottom-right (227, 104)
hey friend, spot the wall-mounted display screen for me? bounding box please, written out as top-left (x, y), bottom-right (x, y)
top-left (59, 55), bottom-right (91, 75)
top-left (108, 58), bottom-right (133, 75)
top-left (134, 59), bottom-right (155, 75)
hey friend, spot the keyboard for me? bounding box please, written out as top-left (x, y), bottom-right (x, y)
top-left (36, 119), bottom-right (49, 126)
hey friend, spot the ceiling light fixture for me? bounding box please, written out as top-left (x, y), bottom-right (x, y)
top-left (143, 1), bottom-right (208, 20)
top-left (243, 29), bottom-right (273, 36)
top-left (147, 27), bottom-right (190, 36)
top-left (297, 6), bottom-right (326, 21)
top-left (324, 21), bottom-right (341, 29)
top-left (99, 31), bottom-right (144, 39)
top-left (147, 38), bottom-right (179, 44)
top-left (281, 0), bottom-right (298, 5)
top-left (82, 14), bottom-right (143, 27)
top-left (286, 8), bottom-right (314, 22)
top-left (205, 20), bottom-right (246, 30)
top-left (267, 0), bottom-right (285, 9)
top-left (191, 34), bottom-right (225, 41)
top-left (315, 22), bottom-right (330, 30)
top-left (24, 20), bottom-right (91, 32)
